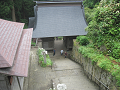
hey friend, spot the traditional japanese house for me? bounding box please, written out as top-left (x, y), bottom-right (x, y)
top-left (29, 1), bottom-right (87, 50)
top-left (0, 19), bottom-right (33, 90)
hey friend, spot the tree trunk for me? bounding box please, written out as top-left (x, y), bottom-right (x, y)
top-left (11, 0), bottom-right (16, 22)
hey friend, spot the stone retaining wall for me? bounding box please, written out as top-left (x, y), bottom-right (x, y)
top-left (69, 44), bottom-right (119, 90)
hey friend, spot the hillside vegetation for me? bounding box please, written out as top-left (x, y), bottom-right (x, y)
top-left (77, 0), bottom-right (120, 86)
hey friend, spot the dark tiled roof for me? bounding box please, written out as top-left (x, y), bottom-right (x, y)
top-left (32, 2), bottom-right (87, 38)
top-left (0, 28), bottom-right (33, 77)
top-left (33, 0), bottom-right (83, 3)
top-left (0, 19), bottom-right (24, 68)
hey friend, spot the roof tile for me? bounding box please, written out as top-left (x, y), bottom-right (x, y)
top-left (0, 19), bottom-right (24, 68)
top-left (32, 4), bottom-right (87, 38)
top-left (0, 28), bottom-right (33, 77)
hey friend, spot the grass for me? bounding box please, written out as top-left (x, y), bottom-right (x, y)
top-left (31, 41), bottom-right (36, 46)
top-left (75, 40), bottom-right (120, 86)
top-left (37, 48), bottom-right (52, 67)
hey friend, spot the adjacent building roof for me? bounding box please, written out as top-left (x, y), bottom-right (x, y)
top-left (0, 19), bottom-right (24, 68)
top-left (0, 19), bottom-right (33, 77)
top-left (31, 1), bottom-right (87, 38)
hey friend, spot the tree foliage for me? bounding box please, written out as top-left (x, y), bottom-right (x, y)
top-left (0, 0), bottom-right (35, 27)
top-left (84, 7), bottom-right (96, 24)
top-left (83, 0), bottom-right (100, 9)
top-left (76, 36), bottom-right (89, 46)
top-left (0, 0), bottom-right (13, 20)
top-left (85, 0), bottom-right (120, 59)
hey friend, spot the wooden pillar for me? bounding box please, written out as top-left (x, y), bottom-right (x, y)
top-left (35, 38), bottom-right (38, 46)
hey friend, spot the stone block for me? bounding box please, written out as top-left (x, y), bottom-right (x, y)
top-left (88, 59), bottom-right (93, 75)
top-left (100, 71), bottom-right (107, 86)
top-left (95, 79), bottom-right (100, 86)
top-left (88, 74), bottom-right (92, 80)
top-left (78, 59), bottom-right (81, 64)
top-left (94, 66), bottom-right (101, 79)
top-left (79, 54), bottom-right (82, 64)
top-left (106, 72), bottom-right (112, 86)
top-left (71, 44), bottom-right (120, 90)
top-left (91, 75), bottom-right (96, 82)
top-left (100, 83), bottom-right (106, 90)
top-left (82, 56), bottom-right (85, 66)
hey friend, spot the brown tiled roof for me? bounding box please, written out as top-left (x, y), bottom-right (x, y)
top-left (0, 19), bottom-right (24, 68)
top-left (0, 28), bottom-right (33, 77)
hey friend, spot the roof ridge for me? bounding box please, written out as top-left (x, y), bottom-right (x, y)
top-left (0, 52), bottom-right (12, 68)
top-left (0, 19), bottom-right (25, 25)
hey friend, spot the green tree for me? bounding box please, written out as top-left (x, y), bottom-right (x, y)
top-left (0, 0), bottom-right (35, 26)
top-left (83, 0), bottom-right (100, 9)
top-left (85, 0), bottom-right (120, 58)
top-left (0, 0), bottom-right (13, 20)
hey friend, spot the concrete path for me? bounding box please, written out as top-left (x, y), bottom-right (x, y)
top-left (23, 40), bottom-right (99, 90)
top-left (50, 40), bottom-right (99, 90)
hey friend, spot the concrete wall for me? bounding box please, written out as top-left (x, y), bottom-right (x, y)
top-left (69, 44), bottom-right (120, 90)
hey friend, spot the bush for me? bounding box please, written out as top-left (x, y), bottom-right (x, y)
top-left (46, 54), bottom-right (50, 58)
top-left (37, 48), bottom-right (52, 67)
top-left (20, 19), bottom-right (28, 25)
top-left (85, 0), bottom-right (120, 58)
top-left (46, 58), bottom-right (52, 66)
top-left (111, 42), bottom-right (120, 59)
top-left (77, 40), bottom-right (120, 86)
top-left (84, 7), bottom-right (96, 24)
top-left (76, 36), bottom-right (89, 46)
top-left (76, 36), bottom-right (81, 42)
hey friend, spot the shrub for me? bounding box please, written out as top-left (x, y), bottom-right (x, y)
top-left (76, 36), bottom-right (89, 46)
top-left (46, 58), bottom-right (53, 66)
top-left (39, 56), bottom-right (44, 61)
top-left (77, 41), bottom-right (120, 86)
top-left (46, 54), bottom-right (50, 58)
top-left (37, 48), bottom-right (52, 67)
top-left (84, 7), bottom-right (96, 24)
top-left (76, 36), bottom-right (81, 42)
top-left (20, 19), bottom-right (28, 25)
top-left (41, 61), bottom-right (47, 67)
top-left (111, 42), bottom-right (120, 59)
